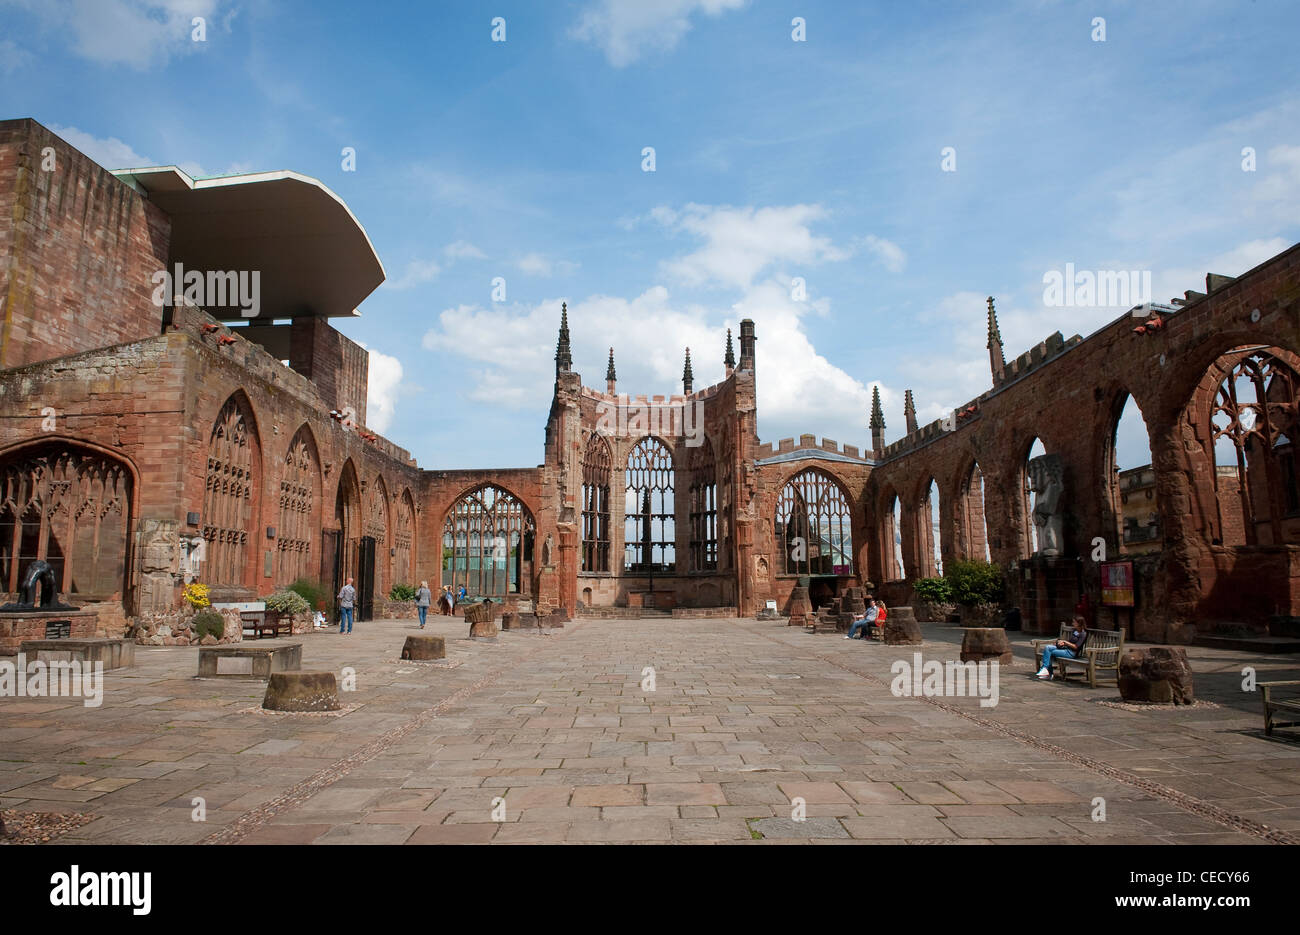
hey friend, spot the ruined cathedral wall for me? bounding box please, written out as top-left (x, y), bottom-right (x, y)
top-left (866, 241), bottom-right (1300, 639)
top-left (0, 119), bottom-right (171, 370)
top-left (569, 378), bottom-right (743, 609)
top-left (751, 453), bottom-right (872, 614)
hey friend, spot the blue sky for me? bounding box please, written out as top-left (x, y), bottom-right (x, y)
top-left (3, 0), bottom-right (1298, 471)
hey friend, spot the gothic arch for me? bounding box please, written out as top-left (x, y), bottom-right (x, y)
top-left (366, 474), bottom-right (391, 594)
top-left (334, 458), bottom-right (362, 589)
top-left (441, 482), bottom-right (536, 598)
top-left (0, 439), bottom-right (135, 601)
top-left (202, 391), bottom-right (261, 588)
top-left (277, 424), bottom-right (321, 586)
top-left (394, 487), bottom-right (416, 586)
top-left (624, 436), bottom-right (676, 572)
top-left (954, 458), bottom-right (990, 562)
top-left (581, 433), bottom-right (612, 573)
top-left (687, 437), bottom-right (718, 572)
top-left (774, 467), bottom-right (854, 577)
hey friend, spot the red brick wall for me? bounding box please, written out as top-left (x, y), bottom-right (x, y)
top-left (0, 119), bottom-right (169, 369)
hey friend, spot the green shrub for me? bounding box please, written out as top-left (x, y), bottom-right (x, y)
top-left (912, 576), bottom-right (952, 602)
top-left (193, 609), bottom-right (224, 641)
top-left (945, 560), bottom-right (1004, 606)
top-left (389, 583), bottom-right (417, 601)
top-left (264, 589), bottom-right (311, 615)
top-left (288, 578), bottom-right (326, 610)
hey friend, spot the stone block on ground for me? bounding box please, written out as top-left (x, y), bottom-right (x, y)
top-left (262, 671), bottom-right (341, 712)
top-left (1118, 647), bottom-right (1194, 704)
top-left (19, 637), bottom-right (135, 669)
top-left (960, 627), bottom-right (1012, 665)
top-left (882, 608), bottom-right (923, 645)
top-left (464, 601), bottom-right (497, 638)
top-left (401, 634), bottom-right (446, 660)
top-left (197, 643), bottom-right (302, 679)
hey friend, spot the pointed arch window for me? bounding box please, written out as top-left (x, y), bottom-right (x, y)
top-left (0, 444), bottom-right (131, 599)
top-left (203, 396), bottom-right (256, 586)
top-left (277, 428), bottom-right (318, 585)
top-left (688, 439), bottom-right (717, 571)
top-left (442, 485), bottom-right (535, 597)
top-left (624, 438), bottom-right (675, 573)
top-left (581, 435), bottom-right (611, 572)
top-left (776, 469), bottom-right (853, 576)
top-left (1211, 351), bottom-right (1300, 542)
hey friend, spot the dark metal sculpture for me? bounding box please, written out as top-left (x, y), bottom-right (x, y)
top-left (0, 559), bottom-right (77, 612)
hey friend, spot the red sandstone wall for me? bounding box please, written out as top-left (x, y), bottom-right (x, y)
top-left (0, 119), bottom-right (169, 369)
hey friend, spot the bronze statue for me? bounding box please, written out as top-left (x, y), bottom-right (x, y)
top-left (0, 559), bottom-right (78, 612)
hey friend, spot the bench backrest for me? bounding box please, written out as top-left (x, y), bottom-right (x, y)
top-left (1057, 624), bottom-right (1124, 658)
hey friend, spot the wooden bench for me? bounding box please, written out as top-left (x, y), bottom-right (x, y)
top-left (1030, 625), bottom-right (1124, 687)
top-left (1260, 680), bottom-right (1300, 736)
top-left (240, 611), bottom-right (287, 640)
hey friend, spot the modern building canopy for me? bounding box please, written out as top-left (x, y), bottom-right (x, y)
top-left (111, 166), bottom-right (385, 321)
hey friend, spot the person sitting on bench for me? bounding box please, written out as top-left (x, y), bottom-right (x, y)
top-left (1037, 615), bottom-right (1088, 679)
top-left (845, 597), bottom-right (880, 640)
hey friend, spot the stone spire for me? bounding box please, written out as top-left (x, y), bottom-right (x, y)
top-left (986, 296), bottom-right (1005, 381)
top-left (724, 328), bottom-right (736, 376)
top-left (606, 347), bottom-right (617, 394)
top-left (682, 347), bottom-right (694, 395)
top-left (904, 389), bottom-right (918, 434)
top-left (870, 385), bottom-right (885, 457)
top-left (555, 302), bottom-right (572, 374)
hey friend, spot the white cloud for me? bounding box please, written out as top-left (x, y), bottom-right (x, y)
top-left (861, 234), bottom-right (907, 274)
top-left (364, 346), bottom-right (403, 434)
top-left (49, 124), bottom-right (152, 169)
top-left (383, 258), bottom-right (442, 291)
top-left (570, 0), bottom-right (748, 67)
top-left (420, 278), bottom-right (888, 455)
top-left (15, 0), bottom-right (222, 69)
top-left (0, 39), bottom-right (34, 73)
top-left (655, 203), bottom-right (850, 290)
top-left (515, 253), bottom-right (579, 278)
top-left (444, 241), bottom-right (487, 260)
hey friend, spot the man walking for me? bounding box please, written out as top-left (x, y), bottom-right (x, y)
top-left (338, 577), bottom-right (356, 634)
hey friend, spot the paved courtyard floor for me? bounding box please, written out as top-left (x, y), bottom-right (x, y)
top-left (2, 616), bottom-right (1298, 844)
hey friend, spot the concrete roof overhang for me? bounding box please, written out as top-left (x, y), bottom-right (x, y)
top-left (111, 165), bottom-right (385, 321)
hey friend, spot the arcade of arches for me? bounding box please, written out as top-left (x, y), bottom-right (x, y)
top-left (3, 123), bottom-right (1299, 645)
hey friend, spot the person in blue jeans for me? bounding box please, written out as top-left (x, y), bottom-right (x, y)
top-left (1038, 616), bottom-right (1088, 679)
top-left (415, 580), bottom-right (432, 628)
top-left (845, 597), bottom-right (879, 640)
top-left (338, 577), bottom-right (356, 634)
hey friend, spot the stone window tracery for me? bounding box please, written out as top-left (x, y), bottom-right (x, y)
top-left (581, 435), bottom-right (611, 572)
top-left (0, 445), bottom-right (131, 598)
top-left (775, 469), bottom-right (852, 576)
top-left (624, 437), bottom-right (675, 572)
top-left (203, 396), bottom-right (256, 586)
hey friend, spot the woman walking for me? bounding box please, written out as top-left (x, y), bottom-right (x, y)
top-left (415, 580), bottom-right (432, 628)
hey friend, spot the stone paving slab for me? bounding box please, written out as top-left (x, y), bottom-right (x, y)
top-left (3, 615), bottom-right (1299, 844)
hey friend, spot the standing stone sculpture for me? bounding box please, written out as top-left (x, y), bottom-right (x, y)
top-left (1027, 453), bottom-right (1065, 556)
